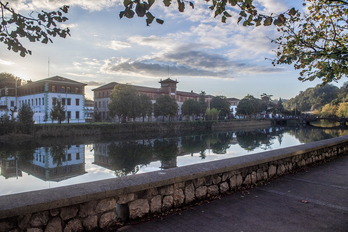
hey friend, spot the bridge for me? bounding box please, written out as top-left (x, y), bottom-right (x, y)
top-left (274, 116), bottom-right (348, 126)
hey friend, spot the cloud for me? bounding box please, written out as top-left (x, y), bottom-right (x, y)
top-left (100, 40), bottom-right (131, 51)
top-left (0, 59), bottom-right (14, 66)
top-left (84, 81), bottom-right (107, 86)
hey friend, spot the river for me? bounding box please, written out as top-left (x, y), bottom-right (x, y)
top-left (1, 124), bottom-right (348, 196)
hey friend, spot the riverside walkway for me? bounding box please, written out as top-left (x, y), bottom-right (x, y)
top-left (119, 155), bottom-right (348, 232)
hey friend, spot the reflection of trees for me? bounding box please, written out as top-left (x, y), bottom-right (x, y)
top-left (153, 139), bottom-right (178, 162)
top-left (236, 130), bottom-right (275, 151)
top-left (108, 141), bottom-right (153, 177)
top-left (181, 135), bottom-right (207, 156)
top-left (0, 142), bottom-right (36, 164)
top-left (287, 128), bottom-right (348, 144)
top-left (209, 133), bottom-right (233, 154)
top-left (50, 146), bottom-right (67, 167)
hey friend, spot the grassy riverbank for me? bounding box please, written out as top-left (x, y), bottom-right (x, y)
top-left (0, 119), bottom-right (273, 144)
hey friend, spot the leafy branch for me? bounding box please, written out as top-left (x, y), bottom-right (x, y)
top-left (0, 1), bottom-right (70, 57)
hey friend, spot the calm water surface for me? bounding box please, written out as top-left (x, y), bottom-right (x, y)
top-left (1, 125), bottom-right (348, 196)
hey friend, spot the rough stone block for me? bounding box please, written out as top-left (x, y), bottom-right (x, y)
top-left (193, 177), bottom-right (206, 188)
top-left (18, 213), bottom-right (31, 229)
top-left (243, 175), bottom-right (251, 186)
top-left (118, 193), bottom-right (135, 204)
top-left (268, 165), bottom-right (277, 178)
top-left (79, 201), bottom-right (97, 218)
top-left (174, 182), bottom-right (185, 190)
top-left (27, 228), bottom-right (43, 232)
top-left (256, 169), bottom-right (263, 181)
top-left (64, 219), bottom-right (83, 232)
top-left (82, 215), bottom-right (98, 231)
top-left (277, 164), bottom-right (285, 176)
top-left (229, 175), bottom-right (237, 189)
top-left (185, 183), bottom-right (195, 204)
top-left (30, 211), bottom-right (49, 227)
top-left (251, 171), bottom-right (257, 184)
top-left (222, 172), bottom-right (231, 182)
top-left (0, 221), bottom-right (14, 232)
top-left (174, 189), bottom-right (185, 208)
top-left (50, 209), bottom-right (60, 217)
top-left (236, 174), bottom-right (243, 187)
top-left (60, 206), bottom-right (78, 221)
top-left (162, 196), bottom-right (174, 212)
top-left (45, 217), bottom-right (62, 232)
top-left (218, 182), bottom-right (228, 193)
top-left (212, 174), bottom-right (222, 185)
top-left (99, 212), bottom-right (116, 229)
top-left (205, 176), bottom-right (213, 185)
top-left (207, 185), bottom-right (219, 196)
top-left (195, 186), bottom-right (207, 199)
top-left (150, 195), bottom-right (162, 213)
top-left (96, 198), bottom-right (116, 214)
top-left (129, 199), bottom-right (150, 219)
top-left (159, 185), bottom-right (174, 196)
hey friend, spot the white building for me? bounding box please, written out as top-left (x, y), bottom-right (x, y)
top-left (0, 76), bottom-right (87, 123)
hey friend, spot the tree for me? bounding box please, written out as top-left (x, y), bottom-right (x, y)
top-left (17, 102), bottom-right (33, 133)
top-left (153, 95), bottom-right (178, 121)
top-left (108, 84), bottom-right (140, 123)
top-left (271, 0), bottom-right (348, 85)
top-left (138, 94), bottom-right (153, 122)
top-left (199, 91), bottom-right (208, 116)
top-left (320, 103), bottom-right (337, 117)
top-left (206, 108), bottom-right (220, 120)
top-left (0, 72), bottom-right (17, 81)
top-left (50, 99), bottom-right (66, 124)
top-left (336, 102), bottom-right (348, 117)
top-left (0, 1), bottom-right (70, 57)
top-left (236, 98), bottom-right (254, 117)
top-left (276, 98), bottom-right (284, 114)
top-left (181, 99), bottom-right (200, 118)
top-left (210, 96), bottom-right (230, 118)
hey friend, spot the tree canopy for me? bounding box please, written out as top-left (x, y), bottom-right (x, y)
top-left (181, 99), bottom-right (200, 116)
top-left (0, 1), bottom-right (70, 57)
top-left (50, 99), bottom-right (66, 124)
top-left (210, 96), bottom-right (230, 117)
top-left (108, 84), bottom-right (140, 122)
top-left (153, 94), bottom-right (178, 119)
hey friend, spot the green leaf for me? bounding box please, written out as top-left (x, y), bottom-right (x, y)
top-left (264, 17), bottom-right (272, 26)
top-left (119, 11), bottom-right (125, 19)
top-left (148, 0), bottom-right (155, 7)
top-left (136, 3), bottom-right (146, 17)
top-left (237, 16), bottom-right (243, 24)
top-left (189, 2), bottom-right (194, 9)
top-left (146, 12), bottom-right (155, 26)
top-left (228, 0), bottom-right (237, 6)
top-left (178, 1), bottom-right (185, 12)
top-left (156, 18), bottom-right (164, 24)
top-left (239, 10), bottom-right (247, 17)
top-left (223, 11), bottom-right (231, 17)
top-left (222, 16), bottom-right (226, 23)
top-left (243, 20), bottom-right (248, 26)
top-left (289, 7), bottom-right (296, 16)
top-left (163, 0), bottom-right (171, 7)
top-left (20, 49), bottom-right (26, 57)
top-left (42, 38), bottom-right (48, 44)
top-left (124, 0), bottom-right (132, 7)
top-left (125, 9), bottom-right (135, 18)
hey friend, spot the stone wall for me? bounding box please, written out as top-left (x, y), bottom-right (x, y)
top-left (1, 136), bottom-right (348, 232)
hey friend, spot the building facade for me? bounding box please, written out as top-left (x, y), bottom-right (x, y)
top-left (0, 76), bottom-right (87, 123)
top-left (92, 78), bottom-right (200, 121)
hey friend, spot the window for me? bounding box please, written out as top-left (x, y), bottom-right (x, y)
top-left (10, 101), bottom-right (14, 107)
top-left (67, 111), bottom-right (71, 119)
top-left (53, 168), bottom-right (57, 175)
top-left (31, 99), bottom-right (33, 106)
top-left (52, 98), bottom-right (57, 105)
top-left (68, 167), bottom-right (71, 173)
top-left (36, 99), bottom-right (37, 105)
top-left (62, 98), bottom-right (66, 106)
top-left (52, 86), bottom-right (56, 92)
top-left (62, 87), bottom-right (65, 93)
top-left (99, 102), bottom-right (101, 108)
top-left (95, 102), bottom-right (97, 108)
top-left (102, 101), bottom-right (105, 108)
top-left (76, 111), bottom-right (80, 119)
top-left (68, 154), bottom-right (71, 161)
top-left (67, 98), bottom-right (71, 105)
top-left (76, 99), bottom-right (79, 106)
top-left (67, 87), bottom-right (70, 93)
top-left (39, 98), bottom-right (41, 105)
top-left (42, 98), bottom-right (44, 105)
top-left (76, 153), bottom-right (80, 160)
top-left (103, 92), bottom-right (105, 97)
top-left (62, 167), bottom-right (66, 173)
top-left (99, 92), bottom-right (101, 97)
top-left (75, 88), bottom-right (79, 94)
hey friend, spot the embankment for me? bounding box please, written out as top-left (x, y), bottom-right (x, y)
top-left (0, 134), bottom-right (347, 232)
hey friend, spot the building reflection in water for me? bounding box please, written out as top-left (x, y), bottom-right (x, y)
top-left (1, 145), bottom-right (86, 182)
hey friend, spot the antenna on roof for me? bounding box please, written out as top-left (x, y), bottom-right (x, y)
top-left (168, 66), bottom-right (169, 78)
top-left (48, 57), bottom-right (50, 78)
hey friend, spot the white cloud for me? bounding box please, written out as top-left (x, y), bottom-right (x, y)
top-left (0, 59), bottom-right (15, 66)
top-left (99, 40), bottom-right (131, 51)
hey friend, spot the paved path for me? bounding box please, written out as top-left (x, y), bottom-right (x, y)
top-left (118, 155), bottom-right (348, 232)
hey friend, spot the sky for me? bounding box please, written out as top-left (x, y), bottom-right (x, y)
top-left (1, 0), bottom-right (346, 100)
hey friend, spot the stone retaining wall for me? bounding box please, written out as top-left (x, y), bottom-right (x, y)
top-left (1, 136), bottom-right (348, 232)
